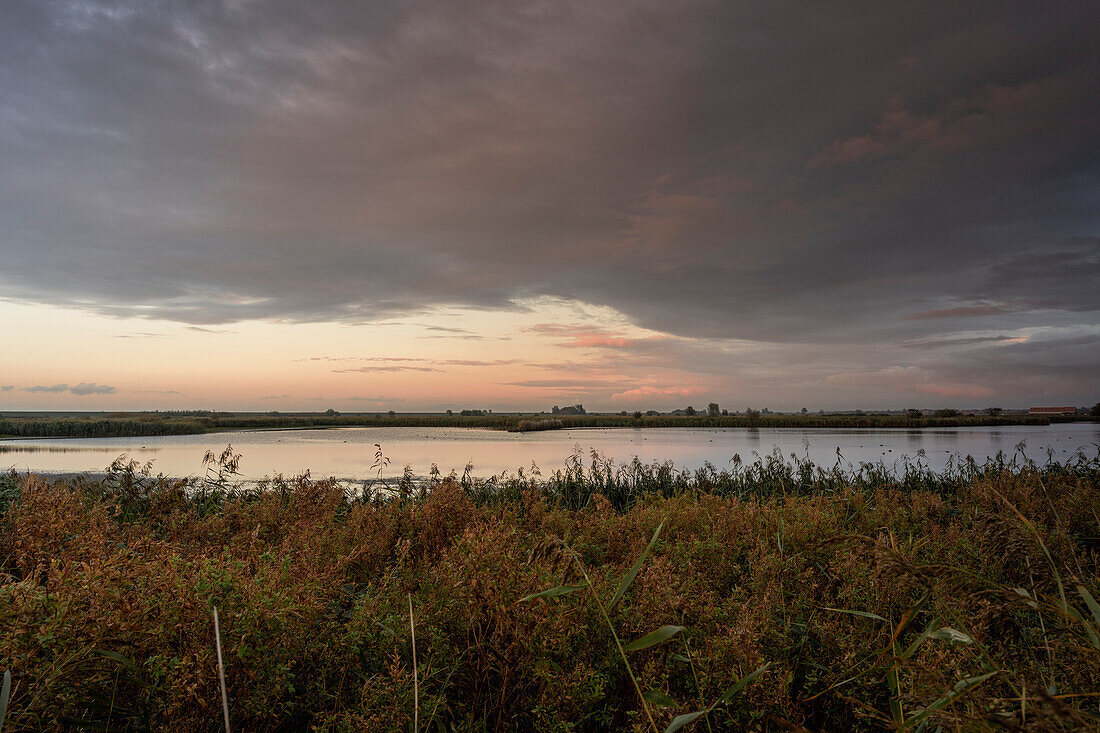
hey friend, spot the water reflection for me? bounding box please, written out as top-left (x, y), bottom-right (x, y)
top-left (0, 444), bottom-right (161, 454)
top-left (1, 424), bottom-right (1097, 480)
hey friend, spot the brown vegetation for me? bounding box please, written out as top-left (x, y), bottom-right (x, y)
top-left (0, 456), bottom-right (1098, 730)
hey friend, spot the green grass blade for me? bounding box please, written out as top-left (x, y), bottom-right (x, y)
top-left (624, 625), bottom-right (684, 653)
top-left (887, 641), bottom-right (902, 724)
top-left (610, 522), bottom-right (663, 611)
top-left (1077, 584), bottom-right (1100, 628)
top-left (927, 627), bottom-right (974, 645)
top-left (518, 583), bottom-right (588, 602)
top-left (664, 710), bottom-right (707, 733)
top-left (905, 671), bottom-right (998, 725)
top-left (887, 667), bottom-right (902, 724)
top-left (901, 620), bottom-right (937, 660)
top-left (643, 689), bottom-right (679, 707)
top-left (94, 649), bottom-right (138, 668)
top-left (716, 663), bottom-right (770, 704)
top-left (1063, 602), bottom-right (1100, 650)
top-left (0, 669), bottom-right (10, 730)
top-left (822, 607), bottom-right (886, 622)
top-left (1013, 587), bottom-right (1038, 609)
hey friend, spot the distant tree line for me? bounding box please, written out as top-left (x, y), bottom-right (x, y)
top-left (0, 409), bottom-right (1065, 440)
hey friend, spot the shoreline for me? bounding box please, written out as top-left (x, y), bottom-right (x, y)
top-left (1, 411), bottom-right (1083, 441)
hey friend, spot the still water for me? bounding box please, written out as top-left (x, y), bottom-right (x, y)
top-left (2, 424), bottom-right (1098, 480)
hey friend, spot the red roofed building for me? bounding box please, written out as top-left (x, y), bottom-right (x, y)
top-left (1028, 406), bottom-right (1077, 415)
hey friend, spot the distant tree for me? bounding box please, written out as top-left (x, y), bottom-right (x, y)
top-left (387, 410), bottom-right (396, 417)
top-left (645, 410), bottom-right (658, 416)
top-left (445, 409), bottom-right (453, 416)
top-left (632, 410), bottom-right (642, 420)
top-left (800, 407), bottom-right (808, 414)
top-left (745, 408), bottom-right (761, 425)
top-left (1091, 402), bottom-right (1100, 417)
top-left (323, 408), bottom-right (339, 417)
top-left (906, 409), bottom-right (922, 419)
top-left (721, 409), bottom-right (728, 416)
top-left (933, 408), bottom-right (958, 418)
top-left (984, 407), bottom-right (1003, 416)
top-left (684, 406), bottom-right (696, 416)
top-left (551, 405), bottom-right (561, 415)
top-left (707, 402), bottom-right (720, 416)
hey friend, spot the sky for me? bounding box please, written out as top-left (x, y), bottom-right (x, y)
top-left (1, 0), bottom-right (1098, 412)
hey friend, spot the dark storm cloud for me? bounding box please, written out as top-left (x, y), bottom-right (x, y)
top-left (1, 0), bottom-right (1097, 399)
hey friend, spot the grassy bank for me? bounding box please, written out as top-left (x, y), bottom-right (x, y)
top-left (1, 451), bottom-right (1098, 730)
top-left (0, 411), bottom-right (1061, 440)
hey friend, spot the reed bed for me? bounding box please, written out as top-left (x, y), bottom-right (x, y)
top-left (0, 449), bottom-right (1098, 730)
top-left (0, 411), bottom-right (1060, 439)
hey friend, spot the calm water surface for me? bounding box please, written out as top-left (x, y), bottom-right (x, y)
top-left (2, 424), bottom-right (1098, 480)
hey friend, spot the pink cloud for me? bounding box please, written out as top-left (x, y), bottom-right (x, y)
top-left (825, 366), bottom-right (994, 399)
top-left (811, 134), bottom-right (889, 166)
top-left (615, 191), bottom-right (725, 255)
top-left (611, 385), bottom-right (706, 402)
top-left (912, 383), bottom-right (996, 398)
top-left (526, 323), bottom-right (667, 350)
top-left (810, 75), bottom-right (1077, 168)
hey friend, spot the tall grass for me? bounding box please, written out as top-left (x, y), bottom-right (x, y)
top-left (0, 448), bottom-right (1097, 729)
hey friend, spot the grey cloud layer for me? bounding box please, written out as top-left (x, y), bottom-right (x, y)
top-left (1, 1), bottom-right (1097, 402)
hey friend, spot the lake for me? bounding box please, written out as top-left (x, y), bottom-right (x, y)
top-left (2, 423), bottom-right (1098, 480)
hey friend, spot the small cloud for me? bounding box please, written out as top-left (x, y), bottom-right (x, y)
top-left (911, 383), bottom-right (996, 399)
top-left (69, 382), bottom-right (117, 395)
top-left (23, 382), bottom-right (117, 395)
top-left (343, 395), bottom-right (405, 403)
top-left (900, 335), bottom-right (1024, 350)
top-left (303, 356), bottom-right (423, 363)
top-left (439, 359), bottom-right (521, 367)
top-left (611, 385), bottom-right (706, 401)
top-left (413, 325), bottom-right (489, 340)
top-left (825, 367), bottom-right (994, 399)
top-left (422, 325), bottom-right (476, 334)
top-left (525, 323), bottom-right (664, 350)
top-left (902, 305), bottom-right (1011, 321)
top-left (333, 366), bottom-right (442, 373)
top-left (500, 378), bottom-right (623, 389)
top-left (260, 394), bottom-right (290, 400)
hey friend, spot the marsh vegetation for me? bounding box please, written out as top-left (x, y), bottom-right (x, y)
top-left (0, 411), bottom-right (1063, 440)
top-left (1, 448), bottom-right (1098, 729)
